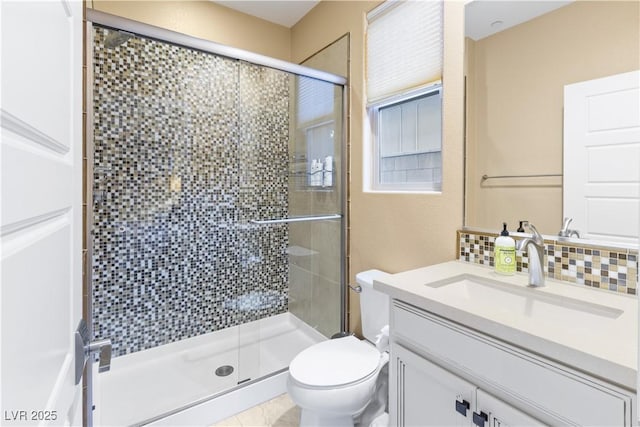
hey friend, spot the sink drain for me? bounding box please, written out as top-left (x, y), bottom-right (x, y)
top-left (215, 365), bottom-right (234, 377)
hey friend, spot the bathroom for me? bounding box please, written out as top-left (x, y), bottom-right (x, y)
top-left (1, 0), bottom-right (640, 425)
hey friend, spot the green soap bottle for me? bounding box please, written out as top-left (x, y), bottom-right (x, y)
top-left (495, 223), bottom-right (516, 275)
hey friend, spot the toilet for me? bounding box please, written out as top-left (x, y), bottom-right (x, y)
top-left (287, 270), bottom-right (391, 427)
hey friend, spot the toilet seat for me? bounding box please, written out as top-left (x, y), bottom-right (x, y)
top-left (289, 336), bottom-right (381, 388)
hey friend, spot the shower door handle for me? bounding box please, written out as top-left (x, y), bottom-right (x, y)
top-left (74, 319), bottom-right (112, 385)
top-left (250, 214), bottom-right (342, 224)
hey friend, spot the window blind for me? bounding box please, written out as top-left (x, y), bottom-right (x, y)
top-left (297, 76), bottom-right (334, 124)
top-left (366, 0), bottom-right (443, 103)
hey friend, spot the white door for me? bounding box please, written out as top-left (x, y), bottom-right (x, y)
top-left (1, 0), bottom-right (83, 425)
top-left (563, 70), bottom-right (640, 244)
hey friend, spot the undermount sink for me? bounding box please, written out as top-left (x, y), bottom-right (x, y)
top-left (425, 274), bottom-right (623, 320)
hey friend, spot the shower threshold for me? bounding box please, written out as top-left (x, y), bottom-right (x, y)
top-left (92, 313), bottom-right (325, 426)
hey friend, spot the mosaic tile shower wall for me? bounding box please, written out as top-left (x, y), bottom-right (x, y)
top-left (92, 27), bottom-right (290, 356)
top-left (458, 230), bottom-right (638, 295)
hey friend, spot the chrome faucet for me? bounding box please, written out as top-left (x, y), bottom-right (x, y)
top-left (558, 217), bottom-right (580, 238)
top-left (516, 222), bottom-right (545, 287)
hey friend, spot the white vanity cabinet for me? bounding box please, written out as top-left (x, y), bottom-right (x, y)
top-left (390, 301), bottom-right (635, 426)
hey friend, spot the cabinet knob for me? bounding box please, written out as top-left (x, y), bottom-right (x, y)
top-left (472, 411), bottom-right (488, 427)
top-left (455, 399), bottom-right (470, 416)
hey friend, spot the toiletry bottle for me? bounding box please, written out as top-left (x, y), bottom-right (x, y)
top-left (310, 159), bottom-right (320, 186)
top-left (495, 223), bottom-right (516, 275)
top-left (323, 155), bottom-right (333, 187)
top-left (314, 159), bottom-right (322, 186)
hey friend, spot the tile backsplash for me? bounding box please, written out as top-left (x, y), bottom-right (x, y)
top-left (457, 230), bottom-right (638, 295)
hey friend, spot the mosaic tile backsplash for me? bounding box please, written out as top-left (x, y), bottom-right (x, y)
top-left (458, 230), bottom-right (638, 295)
top-left (92, 27), bottom-right (290, 356)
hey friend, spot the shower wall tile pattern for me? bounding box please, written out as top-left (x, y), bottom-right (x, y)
top-left (457, 230), bottom-right (638, 295)
top-left (92, 27), bottom-right (290, 356)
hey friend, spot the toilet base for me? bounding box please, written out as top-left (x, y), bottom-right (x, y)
top-left (300, 409), bottom-right (354, 427)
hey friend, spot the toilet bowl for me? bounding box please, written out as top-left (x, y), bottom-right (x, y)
top-left (287, 336), bottom-right (389, 426)
top-left (287, 270), bottom-right (392, 427)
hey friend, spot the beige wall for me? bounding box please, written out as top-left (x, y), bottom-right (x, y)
top-left (90, 0), bottom-right (467, 335)
top-left (292, 2), bottom-right (466, 334)
top-left (465, 1), bottom-right (640, 235)
top-left (92, 0), bottom-right (291, 60)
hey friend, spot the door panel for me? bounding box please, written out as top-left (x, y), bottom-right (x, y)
top-left (1, 138), bottom-right (72, 226)
top-left (2, 220), bottom-right (73, 413)
top-left (1, 0), bottom-right (83, 424)
top-left (1, 1), bottom-right (74, 148)
top-left (587, 144), bottom-right (640, 182)
top-left (392, 343), bottom-right (475, 426)
top-left (587, 198), bottom-right (639, 238)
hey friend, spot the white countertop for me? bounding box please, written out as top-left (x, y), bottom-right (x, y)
top-left (374, 260), bottom-right (638, 390)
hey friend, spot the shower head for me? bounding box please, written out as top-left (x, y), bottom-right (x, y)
top-left (104, 30), bottom-right (134, 48)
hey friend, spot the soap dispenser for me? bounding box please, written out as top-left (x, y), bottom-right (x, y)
top-left (495, 223), bottom-right (516, 275)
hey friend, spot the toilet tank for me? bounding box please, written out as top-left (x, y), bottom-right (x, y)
top-left (356, 270), bottom-right (391, 343)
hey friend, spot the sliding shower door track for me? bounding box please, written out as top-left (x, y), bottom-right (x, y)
top-left (133, 368), bottom-right (289, 426)
top-left (86, 9), bottom-right (347, 86)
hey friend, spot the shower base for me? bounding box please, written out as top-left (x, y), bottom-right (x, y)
top-left (92, 313), bottom-right (325, 426)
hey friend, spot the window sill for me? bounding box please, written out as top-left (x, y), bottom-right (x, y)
top-left (363, 188), bottom-right (442, 195)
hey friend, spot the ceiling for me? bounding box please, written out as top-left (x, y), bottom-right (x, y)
top-left (465, 0), bottom-right (573, 41)
top-left (212, 0), bottom-right (320, 28)
top-left (212, 0), bottom-right (574, 37)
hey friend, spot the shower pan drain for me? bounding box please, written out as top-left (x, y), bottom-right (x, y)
top-left (215, 365), bottom-right (234, 377)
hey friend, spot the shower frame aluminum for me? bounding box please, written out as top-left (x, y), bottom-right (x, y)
top-left (84, 9), bottom-right (348, 425)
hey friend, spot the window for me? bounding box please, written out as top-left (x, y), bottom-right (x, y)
top-left (372, 84), bottom-right (442, 190)
top-left (366, 0), bottom-right (443, 192)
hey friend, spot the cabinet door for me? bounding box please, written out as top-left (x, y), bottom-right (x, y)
top-left (391, 343), bottom-right (476, 426)
top-left (474, 389), bottom-right (546, 427)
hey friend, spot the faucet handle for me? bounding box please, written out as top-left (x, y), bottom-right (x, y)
top-left (526, 222), bottom-right (544, 244)
top-left (558, 217), bottom-right (580, 238)
top-left (559, 217), bottom-right (573, 236)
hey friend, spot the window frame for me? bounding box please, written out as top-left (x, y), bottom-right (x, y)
top-left (368, 81), bottom-right (443, 193)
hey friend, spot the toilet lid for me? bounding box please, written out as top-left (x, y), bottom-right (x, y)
top-left (289, 336), bottom-right (381, 387)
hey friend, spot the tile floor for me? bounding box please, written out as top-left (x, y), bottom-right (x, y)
top-left (213, 393), bottom-right (300, 427)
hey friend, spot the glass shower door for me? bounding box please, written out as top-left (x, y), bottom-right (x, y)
top-left (235, 61), bottom-right (291, 383)
top-left (90, 27), bottom-right (246, 425)
top-left (287, 75), bottom-right (344, 337)
top-left (235, 67), bottom-right (345, 382)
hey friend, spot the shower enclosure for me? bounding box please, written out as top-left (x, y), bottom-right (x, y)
top-left (86, 11), bottom-right (346, 426)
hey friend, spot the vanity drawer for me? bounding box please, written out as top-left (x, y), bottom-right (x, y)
top-left (391, 301), bottom-right (633, 426)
